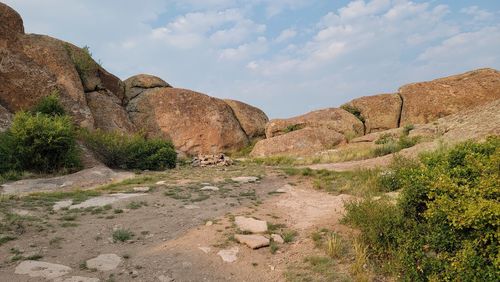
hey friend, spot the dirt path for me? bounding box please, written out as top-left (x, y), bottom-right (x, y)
top-left (0, 165), bottom-right (356, 282)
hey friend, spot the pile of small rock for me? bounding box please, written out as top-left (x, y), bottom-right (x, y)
top-left (191, 154), bottom-right (233, 167)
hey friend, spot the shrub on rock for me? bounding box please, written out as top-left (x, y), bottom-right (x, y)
top-left (81, 130), bottom-right (177, 170)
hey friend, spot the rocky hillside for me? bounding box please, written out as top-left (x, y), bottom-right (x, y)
top-left (251, 68), bottom-right (500, 157)
top-left (0, 3), bottom-right (268, 156)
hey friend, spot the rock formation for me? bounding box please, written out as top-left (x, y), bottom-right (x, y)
top-left (224, 99), bottom-right (268, 140)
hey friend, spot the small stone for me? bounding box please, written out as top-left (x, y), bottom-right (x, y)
top-left (235, 234), bottom-right (270, 249)
top-left (53, 200), bottom-right (73, 211)
top-left (231, 176), bottom-right (259, 183)
top-left (269, 265), bottom-right (275, 271)
top-left (217, 247), bottom-right (239, 263)
top-left (15, 260), bottom-right (71, 279)
top-left (156, 181), bottom-right (167, 185)
top-left (200, 186), bottom-right (219, 191)
top-left (205, 221), bottom-right (213, 226)
top-left (184, 205), bottom-right (200, 210)
top-left (133, 187), bottom-right (150, 192)
top-left (235, 216), bottom-right (268, 233)
top-left (198, 247), bottom-right (211, 254)
top-left (86, 254), bottom-right (122, 271)
top-left (271, 234), bottom-right (284, 244)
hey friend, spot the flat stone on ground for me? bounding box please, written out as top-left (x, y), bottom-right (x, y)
top-left (53, 200), bottom-right (73, 211)
top-left (85, 254), bottom-right (122, 271)
top-left (217, 247), bottom-right (239, 263)
top-left (133, 186), bottom-right (150, 192)
top-left (235, 216), bottom-right (268, 233)
top-left (271, 234), bottom-right (284, 244)
top-left (235, 234), bottom-right (270, 249)
top-left (69, 193), bottom-right (145, 209)
top-left (198, 246), bottom-right (211, 254)
top-left (200, 186), bottom-right (219, 191)
top-left (231, 176), bottom-right (259, 183)
top-left (184, 205), bottom-right (200, 209)
top-left (15, 260), bottom-right (72, 279)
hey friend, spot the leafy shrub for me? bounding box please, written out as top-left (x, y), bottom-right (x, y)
top-left (32, 91), bottom-right (65, 117)
top-left (65, 44), bottom-right (98, 83)
top-left (372, 135), bottom-right (420, 157)
top-left (344, 137), bottom-right (500, 281)
top-left (375, 133), bottom-right (394, 145)
top-left (283, 123), bottom-right (305, 133)
top-left (403, 124), bottom-right (415, 136)
top-left (341, 104), bottom-right (365, 123)
top-left (0, 112), bottom-right (80, 173)
top-left (81, 130), bottom-right (177, 170)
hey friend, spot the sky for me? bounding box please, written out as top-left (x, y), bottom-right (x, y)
top-left (4, 0), bottom-right (500, 118)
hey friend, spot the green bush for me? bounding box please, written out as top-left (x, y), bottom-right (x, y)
top-left (0, 112), bottom-right (80, 173)
top-left (65, 44), bottom-right (98, 83)
top-left (344, 137), bottom-right (500, 281)
top-left (341, 104), bottom-right (365, 123)
top-left (32, 91), bottom-right (66, 116)
top-left (81, 130), bottom-right (177, 170)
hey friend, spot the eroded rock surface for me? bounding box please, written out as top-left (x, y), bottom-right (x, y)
top-left (235, 234), bottom-right (270, 249)
top-left (235, 216), bottom-right (268, 233)
top-left (15, 260), bottom-right (71, 279)
top-left (224, 99), bottom-right (268, 139)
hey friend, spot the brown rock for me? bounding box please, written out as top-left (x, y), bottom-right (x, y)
top-left (250, 127), bottom-right (346, 157)
top-left (0, 3), bottom-right (24, 42)
top-left (0, 103), bottom-right (12, 132)
top-left (343, 93), bottom-right (402, 133)
top-left (234, 234), bottom-right (270, 249)
top-left (127, 88), bottom-right (249, 155)
top-left (124, 74), bottom-right (171, 102)
top-left (224, 99), bottom-right (269, 139)
top-left (86, 90), bottom-right (136, 133)
top-left (399, 68), bottom-right (500, 125)
top-left (266, 108), bottom-right (364, 139)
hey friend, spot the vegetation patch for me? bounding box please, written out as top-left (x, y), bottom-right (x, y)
top-left (343, 137), bottom-right (500, 281)
top-left (341, 104), bottom-right (365, 123)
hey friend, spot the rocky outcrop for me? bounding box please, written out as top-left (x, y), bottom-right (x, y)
top-left (266, 108), bottom-right (364, 138)
top-left (0, 3), bottom-right (24, 43)
top-left (124, 74), bottom-right (171, 102)
top-left (343, 93), bottom-right (402, 133)
top-left (224, 99), bottom-right (268, 139)
top-left (250, 127), bottom-right (346, 157)
top-left (86, 91), bottom-right (136, 133)
top-left (399, 68), bottom-right (500, 125)
top-left (127, 87), bottom-right (249, 155)
top-left (0, 103), bottom-right (12, 132)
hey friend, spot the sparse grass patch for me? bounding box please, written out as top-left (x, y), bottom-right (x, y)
top-left (282, 230), bottom-right (298, 243)
top-left (112, 229), bottom-right (134, 242)
top-left (126, 201), bottom-right (148, 209)
top-left (326, 233), bottom-right (343, 259)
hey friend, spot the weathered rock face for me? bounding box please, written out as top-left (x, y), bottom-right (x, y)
top-left (399, 68), bottom-right (500, 125)
top-left (250, 127), bottom-right (346, 157)
top-left (124, 74), bottom-right (171, 102)
top-left (0, 3), bottom-right (24, 42)
top-left (343, 93), bottom-right (402, 133)
top-left (0, 103), bottom-right (12, 132)
top-left (86, 91), bottom-right (136, 133)
top-left (127, 87), bottom-right (249, 155)
top-left (265, 108), bottom-right (364, 139)
top-left (224, 99), bottom-right (268, 139)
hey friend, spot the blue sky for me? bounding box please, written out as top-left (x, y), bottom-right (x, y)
top-left (4, 0), bottom-right (500, 118)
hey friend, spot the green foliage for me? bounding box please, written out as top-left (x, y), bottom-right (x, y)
top-left (65, 44), bottom-right (98, 83)
top-left (283, 124), bottom-right (305, 133)
top-left (81, 129), bottom-right (177, 170)
top-left (0, 111), bottom-right (80, 173)
top-left (112, 229), bottom-right (134, 242)
top-left (32, 91), bottom-right (65, 117)
top-left (341, 104), bottom-right (365, 123)
top-left (372, 135), bottom-right (420, 157)
top-left (403, 124), bottom-right (415, 136)
top-left (344, 137), bottom-right (500, 281)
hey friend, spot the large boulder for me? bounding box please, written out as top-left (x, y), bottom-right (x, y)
top-left (399, 68), bottom-right (500, 125)
top-left (224, 99), bottom-right (268, 139)
top-left (86, 90), bottom-right (136, 133)
top-left (266, 108), bottom-right (364, 139)
top-left (0, 104), bottom-right (12, 132)
top-left (124, 74), bottom-right (171, 102)
top-left (343, 93), bottom-right (402, 133)
top-left (250, 127), bottom-right (346, 157)
top-left (127, 87), bottom-right (249, 155)
top-left (0, 2), bottom-right (24, 43)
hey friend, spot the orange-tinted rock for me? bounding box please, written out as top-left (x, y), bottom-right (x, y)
top-left (127, 88), bottom-right (249, 155)
top-left (86, 90), bottom-right (136, 133)
top-left (250, 127), bottom-right (346, 157)
top-left (0, 3), bottom-right (24, 42)
top-left (399, 68), bottom-right (500, 125)
top-left (124, 74), bottom-right (171, 102)
top-left (224, 99), bottom-right (268, 139)
top-left (343, 93), bottom-right (402, 133)
top-left (266, 108), bottom-right (364, 138)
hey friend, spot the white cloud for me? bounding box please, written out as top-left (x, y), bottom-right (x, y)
top-left (219, 37), bottom-right (268, 61)
top-left (275, 28), bottom-right (297, 43)
top-left (461, 6), bottom-right (495, 22)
